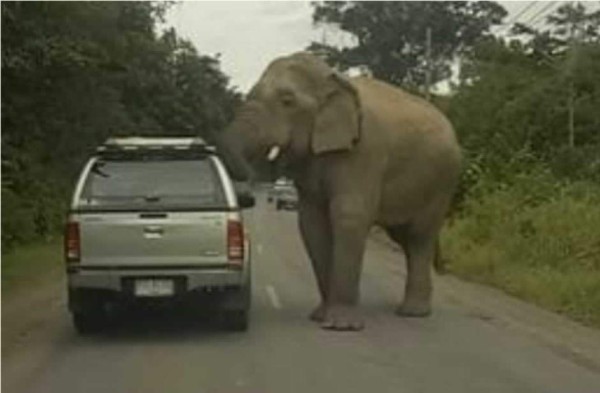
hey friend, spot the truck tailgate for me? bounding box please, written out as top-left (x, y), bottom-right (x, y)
top-left (78, 212), bottom-right (228, 266)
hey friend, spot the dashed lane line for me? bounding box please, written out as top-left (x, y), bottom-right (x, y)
top-left (265, 285), bottom-right (282, 310)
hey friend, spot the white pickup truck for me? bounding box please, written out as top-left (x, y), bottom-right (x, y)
top-left (65, 137), bottom-right (254, 333)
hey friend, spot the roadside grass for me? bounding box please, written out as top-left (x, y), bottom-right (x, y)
top-left (1, 238), bottom-right (63, 296)
top-left (442, 176), bottom-right (600, 328)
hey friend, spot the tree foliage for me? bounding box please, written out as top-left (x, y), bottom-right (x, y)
top-left (444, 4), bottom-right (600, 324)
top-left (450, 2), bottom-right (600, 193)
top-left (308, 1), bottom-right (506, 87)
top-left (1, 2), bottom-right (241, 250)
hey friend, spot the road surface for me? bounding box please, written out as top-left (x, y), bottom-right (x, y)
top-left (3, 193), bottom-right (600, 393)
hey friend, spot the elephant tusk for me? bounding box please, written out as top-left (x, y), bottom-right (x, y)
top-left (267, 145), bottom-right (281, 162)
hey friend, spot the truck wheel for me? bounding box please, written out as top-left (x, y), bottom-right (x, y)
top-left (69, 289), bottom-right (108, 334)
top-left (72, 311), bottom-right (105, 335)
top-left (220, 280), bottom-right (250, 332)
top-left (222, 309), bottom-right (249, 332)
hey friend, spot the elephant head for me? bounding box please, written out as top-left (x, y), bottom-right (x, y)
top-left (216, 52), bottom-right (362, 181)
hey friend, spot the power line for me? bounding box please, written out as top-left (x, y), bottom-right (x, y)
top-left (530, 2), bottom-right (567, 29)
top-left (508, 2), bottom-right (539, 25)
top-left (522, 1), bottom-right (562, 26)
top-left (498, 1), bottom-right (565, 36)
top-left (496, 1), bottom-right (548, 35)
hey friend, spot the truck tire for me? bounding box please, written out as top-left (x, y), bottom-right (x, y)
top-left (69, 289), bottom-right (108, 335)
top-left (72, 311), bottom-right (105, 335)
top-left (220, 275), bottom-right (250, 332)
top-left (222, 309), bottom-right (249, 331)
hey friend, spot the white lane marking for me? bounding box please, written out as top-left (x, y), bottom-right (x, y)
top-left (265, 285), bottom-right (282, 310)
top-left (257, 244), bottom-right (263, 255)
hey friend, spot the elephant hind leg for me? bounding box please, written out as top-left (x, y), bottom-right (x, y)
top-left (432, 239), bottom-right (446, 274)
top-left (385, 223), bottom-right (437, 317)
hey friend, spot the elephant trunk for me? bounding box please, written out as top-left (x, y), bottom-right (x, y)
top-left (213, 128), bottom-right (254, 182)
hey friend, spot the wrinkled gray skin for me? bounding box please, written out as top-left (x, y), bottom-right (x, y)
top-left (216, 52), bottom-right (461, 331)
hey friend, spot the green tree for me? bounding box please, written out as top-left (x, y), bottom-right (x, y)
top-left (449, 3), bottom-right (600, 193)
top-left (1, 2), bottom-right (240, 250)
top-left (308, 1), bottom-right (506, 87)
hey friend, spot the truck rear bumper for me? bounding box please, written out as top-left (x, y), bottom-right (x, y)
top-left (67, 267), bottom-right (246, 292)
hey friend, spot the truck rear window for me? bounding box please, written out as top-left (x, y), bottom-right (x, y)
top-left (78, 159), bottom-right (227, 211)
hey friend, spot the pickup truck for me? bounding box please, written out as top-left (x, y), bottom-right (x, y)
top-left (65, 137), bottom-right (254, 333)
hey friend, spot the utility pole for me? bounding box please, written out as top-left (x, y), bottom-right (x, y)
top-left (425, 27), bottom-right (432, 101)
top-left (568, 81), bottom-right (575, 148)
top-left (566, 1), bottom-right (580, 148)
top-left (567, 16), bottom-right (575, 148)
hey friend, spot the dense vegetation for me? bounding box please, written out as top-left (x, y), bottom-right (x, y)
top-left (442, 171), bottom-right (600, 327)
top-left (445, 3), bottom-right (600, 327)
top-left (310, 1), bottom-right (600, 326)
top-left (1, 2), bottom-right (241, 251)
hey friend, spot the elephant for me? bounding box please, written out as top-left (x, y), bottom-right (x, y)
top-left (215, 52), bottom-right (461, 331)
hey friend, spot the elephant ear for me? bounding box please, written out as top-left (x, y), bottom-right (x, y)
top-left (312, 73), bottom-right (362, 155)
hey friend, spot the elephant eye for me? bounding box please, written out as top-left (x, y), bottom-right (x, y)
top-left (280, 93), bottom-right (295, 108)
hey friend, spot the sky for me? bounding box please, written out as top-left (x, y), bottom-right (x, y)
top-left (164, 1), bottom-right (555, 93)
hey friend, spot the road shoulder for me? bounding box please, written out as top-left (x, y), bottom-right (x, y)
top-left (370, 228), bottom-right (600, 373)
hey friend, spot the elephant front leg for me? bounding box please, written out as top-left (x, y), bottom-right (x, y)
top-left (298, 200), bottom-right (332, 322)
top-left (321, 202), bottom-right (370, 331)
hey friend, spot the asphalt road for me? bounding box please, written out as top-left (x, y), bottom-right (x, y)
top-left (3, 194), bottom-right (600, 393)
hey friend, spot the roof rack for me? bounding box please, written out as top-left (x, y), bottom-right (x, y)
top-left (96, 137), bottom-right (216, 155)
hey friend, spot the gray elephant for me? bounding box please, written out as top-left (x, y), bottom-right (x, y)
top-left (216, 52), bottom-right (461, 331)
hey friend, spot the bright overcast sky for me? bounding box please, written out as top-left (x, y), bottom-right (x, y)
top-left (164, 1), bottom-right (547, 93)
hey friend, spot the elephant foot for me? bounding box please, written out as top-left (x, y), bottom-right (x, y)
top-left (308, 303), bottom-right (327, 322)
top-left (320, 305), bottom-right (364, 331)
top-left (396, 302), bottom-right (432, 318)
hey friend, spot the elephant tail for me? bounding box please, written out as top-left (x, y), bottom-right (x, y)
top-left (433, 239), bottom-right (447, 275)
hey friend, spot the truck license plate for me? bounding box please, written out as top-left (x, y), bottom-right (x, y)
top-left (134, 279), bottom-right (174, 297)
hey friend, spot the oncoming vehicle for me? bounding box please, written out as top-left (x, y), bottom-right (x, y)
top-left (276, 184), bottom-right (298, 211)
top-left (65, 137), bottom-right (254, 334)
top-left (267, 177), bottom-right (291, 203)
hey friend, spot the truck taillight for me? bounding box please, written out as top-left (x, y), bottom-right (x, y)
top-left (65, 221), bottom-right (81, 263)
top-left (227, 219), bottom-right (244, 268)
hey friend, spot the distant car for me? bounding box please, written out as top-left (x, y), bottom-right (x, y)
top-left (276, 184), bottom-right (298, 211)
top-left (65, 137), bottom-right (254, 334)
top-left (267, 178), bottom-right (290, 203)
